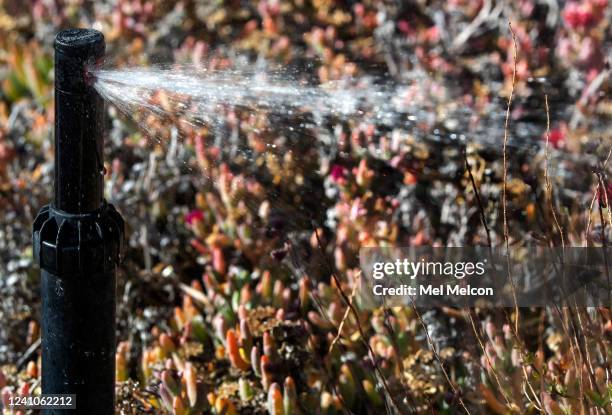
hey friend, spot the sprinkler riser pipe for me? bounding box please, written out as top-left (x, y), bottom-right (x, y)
top-left (33, 29), bottom-right (124, 415)
top-left (41, 268), bottom-right (115, 414)
top-left (54, 90), bottom-right (104, 212)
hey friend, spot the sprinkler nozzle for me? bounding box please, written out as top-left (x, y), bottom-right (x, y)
top-left (54, 28), bottom-right (105, 213)
top-left (54, 29), bottom-right (104, 94)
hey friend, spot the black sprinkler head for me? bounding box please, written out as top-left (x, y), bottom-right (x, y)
top-left (32, 29), bottom-right (124, 415)
top-left (54, 29), bottom-right (105, 94)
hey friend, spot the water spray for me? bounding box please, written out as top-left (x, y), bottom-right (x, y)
top-left (32, 29), bottom-right (124, 414)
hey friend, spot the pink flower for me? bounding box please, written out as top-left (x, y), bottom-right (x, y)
top-left (426, 26), bottom-right (440, 43)
top-left (563, 2), bottom-right (582, 28)
top-left (397, 20), bottom-right (413, 36)
top-left (185, 209), bottom-right (204, 225)
top-left (577, 3), bottom-right (595, 26)
top-left (330, 164), bottom-right (347, 183)
top-left (564, 1), bottom-right (597, 28)
top-left (520, 0), bottom-right (535, 16)
top-left (353, 3), bottom-right (365, 18)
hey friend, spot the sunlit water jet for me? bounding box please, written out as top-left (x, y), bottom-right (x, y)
top-left (92, 64), bottom-right (545, 154)
top-left (94, 66), bottom-right (520, 146)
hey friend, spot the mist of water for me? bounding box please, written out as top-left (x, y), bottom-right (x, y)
top-left (92, 64), bottom-right (517, 150)
top-left (95, 64), bottom-right (584, 166)
top-left (94, 66), bottom-right (379, 116)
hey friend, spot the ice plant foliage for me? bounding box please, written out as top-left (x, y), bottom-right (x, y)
top-left (1, 0), bottom-right (611, 414)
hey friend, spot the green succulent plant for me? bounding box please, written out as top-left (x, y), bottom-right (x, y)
top-left (2, 42), bottom-right (52, 106)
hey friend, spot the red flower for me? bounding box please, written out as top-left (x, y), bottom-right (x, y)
top-left (563, 2), bottom-right (581, 28)
top-left (330, 164), bottom-right (347, 183)
top-left (564, 1), bottom-right (597, 28)
top-left (543, 127), bottom-right (565, 148)
top-left (185, 209), bottom-right (204, 225)
top-left (577, 3), bottom-right (595, 26)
